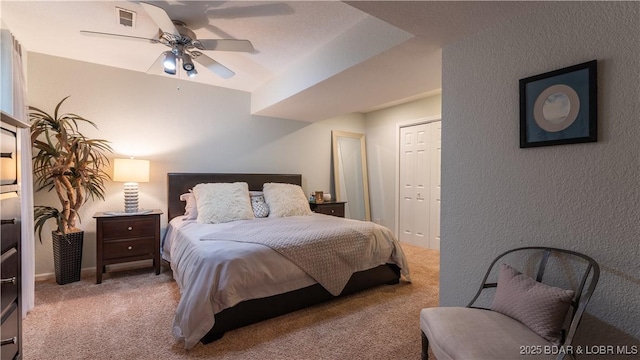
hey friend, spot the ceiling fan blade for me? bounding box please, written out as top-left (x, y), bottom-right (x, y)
top-left (140, 2), bottom-right (180, 36)
top-left (80, 30), bottom-right (160, 44)
top-left (198, 39), bottom-right (254, 52)
top-left (193, 54), bottom-right (235, 79)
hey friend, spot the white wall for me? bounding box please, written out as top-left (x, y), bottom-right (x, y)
top-left (364, 94), bottom-right (441, 232)
top-left (441, 1), bottom-right (640, 346)
top-left (27, 53), bottom-right (366, 275)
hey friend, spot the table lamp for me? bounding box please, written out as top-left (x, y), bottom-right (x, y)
top-left (0, 152), bottom-right (17, 185)
top-left (113, 158), bottom-right (150, 213)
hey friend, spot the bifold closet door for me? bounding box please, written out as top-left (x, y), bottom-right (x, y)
top-left (399, 121), bottom-right (440, 249)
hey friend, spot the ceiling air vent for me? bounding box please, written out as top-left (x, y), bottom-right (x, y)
top-left (115, 7), bottom-right (136, 28)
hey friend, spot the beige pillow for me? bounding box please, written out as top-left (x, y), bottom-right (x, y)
top-left (192, 182), bottom-right (254, 224)
top-left (263, 183), bottom-right (312, 217)
top-left (491, 263), bottom-right (574, 344)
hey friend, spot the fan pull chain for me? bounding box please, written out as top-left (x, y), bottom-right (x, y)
top-left (177, 63), bottom-right (182, 90)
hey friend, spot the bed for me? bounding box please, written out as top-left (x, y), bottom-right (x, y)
top-left (163, 173), bottom-right (410, 349)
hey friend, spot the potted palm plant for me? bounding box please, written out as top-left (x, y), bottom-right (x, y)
top-left (30, 96), bottom-right (112, 284)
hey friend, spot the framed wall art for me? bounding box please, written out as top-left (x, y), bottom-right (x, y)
top-left (519, 60), bottom-right (597, 148)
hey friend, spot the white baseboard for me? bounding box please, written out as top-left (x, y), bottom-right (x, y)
top-left (35, 260), bottom-right (156, 282)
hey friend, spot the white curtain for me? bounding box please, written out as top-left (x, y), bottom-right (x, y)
top-left (9, 32), bottom-right (35, 318)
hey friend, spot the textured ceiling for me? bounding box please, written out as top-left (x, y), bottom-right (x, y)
top-left (1, 1), bottom-right (541, 122)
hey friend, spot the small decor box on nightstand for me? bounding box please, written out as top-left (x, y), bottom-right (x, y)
top-left (93, 210), bottom-right (162, 284)
top-left (309, 201), bottom-right (346, 218)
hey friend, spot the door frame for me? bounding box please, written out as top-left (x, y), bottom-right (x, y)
top-left (395, 115), bottom-right (441, 241)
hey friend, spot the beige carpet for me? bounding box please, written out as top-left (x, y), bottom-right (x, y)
top-left (24, 244), bottom-right (439, 359)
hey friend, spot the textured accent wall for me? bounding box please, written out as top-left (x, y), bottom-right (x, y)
top-left (441, 1), bottom-right (639, 346)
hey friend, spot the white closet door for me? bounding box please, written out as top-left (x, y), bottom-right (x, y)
top-left (399, 121), bottom-right (441, 249)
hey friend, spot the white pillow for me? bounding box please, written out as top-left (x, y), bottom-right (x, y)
top-left (192, 182), bottom-right (254, 224)
top-left (179, 191), bottom-right (197, 220)
top-left (263, 183), bottom-right (312, 218)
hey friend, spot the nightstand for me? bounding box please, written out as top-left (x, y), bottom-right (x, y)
top-left (93, 210), bottom-right (162, 284)
top-left (309, 201), bottom-right (346, 218)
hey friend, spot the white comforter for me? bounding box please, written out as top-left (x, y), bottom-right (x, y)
top-left (163, 213), bottom-right (410, 349)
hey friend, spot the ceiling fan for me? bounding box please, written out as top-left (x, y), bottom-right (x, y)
top-left (80, 2), bottom-right (254, 79)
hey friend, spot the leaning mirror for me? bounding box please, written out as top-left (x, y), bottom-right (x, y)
top-left (332, 130), bottom-right (371, 221)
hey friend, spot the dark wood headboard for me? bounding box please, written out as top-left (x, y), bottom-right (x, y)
top-left (167, 173), bottom-right (303, 221)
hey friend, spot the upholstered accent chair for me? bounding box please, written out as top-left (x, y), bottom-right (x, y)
top-left (420, 247), bottom-right (599, 360)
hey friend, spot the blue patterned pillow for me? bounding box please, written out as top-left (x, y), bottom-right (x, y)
top-left (251, 194), bottom-right (269, 218)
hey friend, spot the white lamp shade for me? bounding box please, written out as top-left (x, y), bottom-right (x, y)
top-left (1, 156), bottom-right (17, 183)
top-left (113, 158), bottom-right (150, 183)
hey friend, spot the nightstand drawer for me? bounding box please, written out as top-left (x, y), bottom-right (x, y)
top-left (0, 248), bottom-right (18, 313)
top-left (101, 218), bottom-right (156, 240)
top-left (314, 204), bottom-right (345, 217)
top-left (103, 237), bottom-right (155, 260)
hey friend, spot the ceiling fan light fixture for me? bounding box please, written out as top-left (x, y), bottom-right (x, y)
top-left (84, 3), bottom-right (252, 81)
top-left (182, 53), bottom-right (195, 72)
top-left (162, 50), bottom-right (177, 74)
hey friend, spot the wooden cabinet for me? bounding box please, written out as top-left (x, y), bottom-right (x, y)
top-left (1, 111), bottom-right (27, 360)
top-left (93, 210), bottom-right (162, 284)
top-left (309, 201), bottom-right (346, 218)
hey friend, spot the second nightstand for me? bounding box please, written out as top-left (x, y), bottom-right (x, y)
top-left (309, 201), bottom-right (346, 218)
top-left (93, 210), bottom-right (162, 284)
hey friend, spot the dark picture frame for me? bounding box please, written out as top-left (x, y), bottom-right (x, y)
top-left (519, 60), bottom-right (597, 148)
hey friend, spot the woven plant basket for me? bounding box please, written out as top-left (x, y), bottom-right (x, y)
top-left (52, 231), bottom-right (84, 285)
